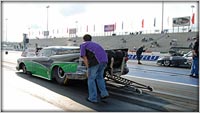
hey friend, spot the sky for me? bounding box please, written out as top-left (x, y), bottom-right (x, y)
top-left (2, 1), bottom-right (199, 42)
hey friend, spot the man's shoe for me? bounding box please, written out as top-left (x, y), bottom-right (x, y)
top-left (138, 62), bottom-right (142, 64)
top-left (189, 74), bottom-right (193, 77)
top-left (190, 74), bottom-right (199, 78)
top-left (101, 95), bottom-right (109, 99)
top-left (86, 98), bottom-right (98, 103)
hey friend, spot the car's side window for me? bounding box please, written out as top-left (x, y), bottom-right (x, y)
top-left (51, 50), bottom-right (57, 55)
top-left (57, 49), bottom-right (69, 55)
top-left (37, 48), bottom-right (80, 56)
top-left (57, 49), bottom-right (80, 55)
top-left (38, 49), bottom-right (52, 57)
top-left (43, 49), bottom-right (52, 57)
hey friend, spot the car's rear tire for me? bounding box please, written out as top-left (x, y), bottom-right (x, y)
top-left (53, 66), bottom-right (70, 85)
top-left (163, 60), bottom-right (171, 66)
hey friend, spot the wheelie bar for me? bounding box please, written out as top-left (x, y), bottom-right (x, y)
top-left (106, 57), bottom-right (153, 94)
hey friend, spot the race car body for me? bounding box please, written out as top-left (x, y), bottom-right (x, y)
top-left (16, 46), bottom-right (129, 85)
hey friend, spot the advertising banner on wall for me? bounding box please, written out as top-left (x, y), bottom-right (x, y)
top-left (69, 28), bottom-right (77, 34)
top-left (172, 16), bottom-right (190, 27)
top-left (104, 24), bottom-right (115, 32)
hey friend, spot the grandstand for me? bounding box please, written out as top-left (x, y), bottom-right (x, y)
top-left (27, 31), bottom-right (198, 52)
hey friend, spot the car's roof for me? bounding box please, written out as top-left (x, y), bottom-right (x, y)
top-left (43, 46), bottom-right (80, 50)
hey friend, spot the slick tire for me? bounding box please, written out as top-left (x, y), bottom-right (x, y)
top-left (53, 66), bottom-right (70, 85)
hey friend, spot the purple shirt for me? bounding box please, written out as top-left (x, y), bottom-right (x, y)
top-left (80, 41), bottom-right (108, 64)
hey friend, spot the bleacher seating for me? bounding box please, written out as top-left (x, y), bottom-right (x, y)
top-left (27, 32), bottom-right (198, 52)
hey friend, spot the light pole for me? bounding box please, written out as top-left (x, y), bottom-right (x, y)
top-left (161, 1), bottom-right (164, 33)
top-left (191, 5), bottom-right (195, 31)
top-left (5, 18), bottom-right (8, 54)
top-left (46, 5), bottom-right (50, 38)
top-left (5, 18), bottom-right (8, 43)
top-left (28, 27), bottom-right (30, 38)
top-left (75, 21), bottom-right (78, 37)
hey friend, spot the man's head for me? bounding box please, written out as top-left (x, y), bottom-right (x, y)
top-left (83, 34), bottom-right (92, 41)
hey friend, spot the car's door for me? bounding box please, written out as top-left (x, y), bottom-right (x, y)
top-left (184, 51), bottom-right (192, 65)
top-left (31, 49), bottom-right (54, 79)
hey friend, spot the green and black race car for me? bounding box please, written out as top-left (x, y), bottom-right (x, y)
top-left (16, 46), bottom-right (129, 85)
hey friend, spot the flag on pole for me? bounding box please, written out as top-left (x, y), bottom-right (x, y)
top-left (114, 22), bottom-right (116, 31)
top-left (142, 19), bottom-right (144, 28)
top-left (191, 13), bottom-right (195, 24)
top-left (86, 25), bottom-right (88, 32)
top-left (153, 18), bottom-right (156, 27)
top-left (167, 16), bottom-right (169, 26)
top-left (122, 21), bottom-right (123, 30)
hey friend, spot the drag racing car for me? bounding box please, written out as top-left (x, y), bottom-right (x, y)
top-left (16, 46), bottom-right (129, 85)
top-left (156, 51), bottom-right (192, 68)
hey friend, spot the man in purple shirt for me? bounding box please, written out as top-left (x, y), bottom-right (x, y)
top-left (80, 34), bottom-right (109, 103)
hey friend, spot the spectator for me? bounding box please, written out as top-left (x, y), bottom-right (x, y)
top-left (189, 42), bottom-right (193, 49)
top-left (189, 37), bottom-right (199, 78)
top-left (149, 38), bottom-right (153, 41)
top-left (80, 34), bottom-right (109, 103)
top-left (141, 37), bottom-right (147, 42)
top-left (136, 45), bottom-right (146, 64)
top-left (187, 37), bottom-right (191, 41)
top-left (170, 41), bottom-right (172, 46)
top-left (155, 41), bottom-right (160, 47)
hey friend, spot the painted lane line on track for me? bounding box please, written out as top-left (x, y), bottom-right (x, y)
top-left (129, 68), bottom-right (187, 76)
top-left (124, 75), bottom-right (198, 87)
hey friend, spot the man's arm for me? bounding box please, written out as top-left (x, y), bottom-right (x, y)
top-left (81, 56), bottom-right (89, 77)
top-left (143, 48), bottom-right (147, 52)
top-left (82, 56), bottom-right (89, 68)
top-left (192, 42), bottom-right (198, 57)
